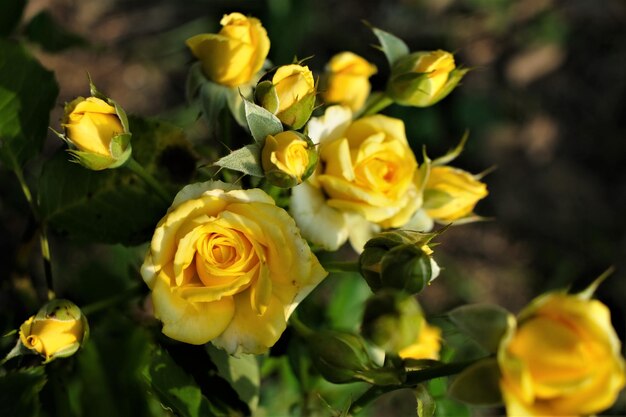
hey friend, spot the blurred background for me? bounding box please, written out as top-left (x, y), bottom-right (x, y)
top-left (2, 0), bottom-right (626, 415)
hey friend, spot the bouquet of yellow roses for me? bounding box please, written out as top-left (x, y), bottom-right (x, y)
top-left (1, 5), bottom-right (623, 417)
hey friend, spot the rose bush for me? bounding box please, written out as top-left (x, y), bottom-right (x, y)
top-left (498, 292), bottom-right (626, 416)
top-left (141, 181), bottom-right (327, 354)
top-left (186, 13), bottom-right (270, 87)
top-left (291, 106), bottom-right (423, 251)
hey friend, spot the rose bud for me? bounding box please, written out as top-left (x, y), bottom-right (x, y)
top-left (322, 52), bottom-right (377, 112)
top-left (387, 50), bottom-right (468, 107)
top-left (186, 13), bottom-right (270, 87)
top-left (261, 131), bottom-right (317, 188)
top-left (61, 94), bottom-right (131, 170)
top-left (256, 64), bottom-right (316, 129)
top-left (19, 299), bottom-right (89, 363)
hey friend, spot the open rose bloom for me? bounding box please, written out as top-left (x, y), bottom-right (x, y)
top-left (141, 181), bottom-right (327, 354)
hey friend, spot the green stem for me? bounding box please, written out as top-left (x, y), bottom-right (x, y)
top-left (81, 283), bottom-right (144, 316)
top-left (320, 260), bottom-right (361, 274)
top-left (288, 314), bottom-right (314, 338)
top-left (348, 359), bottom-right (479, 415)
top-left (125, 158), bottom-right (171, 204)
top-left (360, 94), bottom-right (394, 117)
top-left (13, 164), bottom-right (53, 300)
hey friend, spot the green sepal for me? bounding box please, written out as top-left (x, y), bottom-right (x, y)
top-left (447, 304), bottom-right (514, 354)
top-left (431, 130), bottom-right (469, 167)
top-left (276, 91), bottom-right (316, 130)
top-left (255, 80), bottom-right (279, 114)
top-left (68, 150), bottom-right (117, 171)
top-left (370, 24), bottom-right (410, 67)
top-left (429, 67), bottom-right (470, 106)
top-left (243, 97), bottom-right (283, 142)
top-left (448, 358), bottom-right (502, 406)
top-left (380, 245), bottom-right (432, 294)
top-left (415, 384), bottom-right (436, 417)
top-left (200, 79), bottom-right (230, 129)
top-left (185, 62), bottom-right (204, 102)
top-left (109, 133), bottom-right (132, 163)
top-left (214, 144), bottom-right (264, 177)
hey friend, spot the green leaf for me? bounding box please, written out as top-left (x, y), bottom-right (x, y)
top-left (143, 347), bottom-right (228, 417)
top-left (214, 144), bottom-right (264, 177)
top-left (24, 11), bottom-right (87, 52)
top-left (371, 26), bottom-right (410, 67)
top-left (206, 344), bottom-right (260, 412)
top-left (415, 384), bottom-right (436, 417)
top-left (39, 117), bottom-right (195, 244)
top-left (243, 98), bottom-right (283, 143)
top-left (0, 0), bottom-right (26, 37)
top-left (447, 304), bottom-right (513, 354)
top-left (448, 359), bottom-right (502, 406)
top-left (0, 367), bottom-right (47, 417)
top-left (0, 38), bottom-right (59, 169)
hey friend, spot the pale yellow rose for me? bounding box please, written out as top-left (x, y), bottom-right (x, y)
top-left (186, 13), bottom-right (270, 87)
top-left (63, 97), bottom-right (124, 157)
top-left (141, 181), bottom-right (327, 354)
top-left (498, 292), bottom-right (626, 416)
top-left (19, 299), bottom-right (89, 363)
top-left (261, 131), bottom-right (317, 187)
top-left (291, 106), bottom-right (422, 252)
top-left (323, 52), bottom-right (377, 112)
top-left (398, 319), bottom-right (442, 361)
top-left (423, 166), bottom-right (488, 222)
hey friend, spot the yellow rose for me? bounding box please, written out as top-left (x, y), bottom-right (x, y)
top-left (62, 96), bottom-right (131, 170)
top-left (186, 13), bottom-right (270, 87)
top-left (261, 131), bottom-right (317, 188)
top-left (498, 292), bottom-right (626, 416)
top-left (19, 299), bottom-right (89, 363)
top-left (291, 106), bottom-right (422, 251)
top-left (322, 52), bottom-right (377, 112)
top-left (266, 64), bottom-right (316, 129)
top-left (398, 319), bottom-right (442, 361)
top-left (388, 50), bottom-right (467, 107)
top-left (423, 166), bottom-right (488, 222)
top-left (141, 181), bottom-right (327, 354)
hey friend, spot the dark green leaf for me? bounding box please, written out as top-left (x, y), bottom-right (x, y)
top-left (0, 38), bottom-right (58, 169)
top-left (200, 80), bottom-right (229, 129)
top-left (243, 98), bottom-right (283, 143)
top-left (214, 144), bottom-right (264, 177)
top-left (24, 11), bottom-right (87, 52)
top-left (448, 359), bottom-right (502, 406)
top-left (371, 26), bottom-right (410, 67)
top-left (0, 367), bottom-right (47, 417)
top-left (0, 0), bottom-right (26, 37)
top-left (143, 347), bottom-right (229, 417)
top-left (447, 304), bottom-right (513, 354)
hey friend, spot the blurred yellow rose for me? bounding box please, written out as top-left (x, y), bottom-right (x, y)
top-left (186, 13), bottom-right (270, 87)
top-left (261, 131), bottom-right (317, 188)
top-left (19, 299), bottom-right (89, 363)
top-left (141, 181), bottom-right (327, 354)
top-left (63, 97), bottom-right (124, 157)
top-left (423, 166), bottom-right (488, 222)
top-left (498, 292), bottom-right (626, 416)
top-left (291, 106), bottom-right (422, 252)
top-left (322, 52), bottom-right (377, 112)
top-left (388, 50), bottom-right (466, 107)
top-left (398, 319), bottom-right (441, 361)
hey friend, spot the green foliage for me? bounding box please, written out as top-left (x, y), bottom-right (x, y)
top-left (371, 26), bottom-right (410, 67)
top-left (0, 38), bottom-right (58, 169)
top-left (447, 304), bottom-right (513, 354)
top-left (448, 359), bottom-right (502, 406)
top-left (243, 98), bottom-right (283, 143)
top-left (414, 384), bottom-right (436, 417)
top-left (24, 11), bottom-right (87, 52)
top-left (0, 367), bottom-right (47, 417)
top-left (214, 144), bottom-right (264, 177)
top-left (0, 0), bottom-right (26, 37)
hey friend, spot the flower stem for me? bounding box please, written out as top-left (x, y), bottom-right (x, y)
top-left (320, 260), bottom-right (361, 274)
top-left (125, 158), bottom-right (171, 204)
top-left (81, 283), bottom-right (144, 316)
top-left (359, 94), bottom-right (394, 117)
top-left (348, 359), bottom-right (480, 415)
